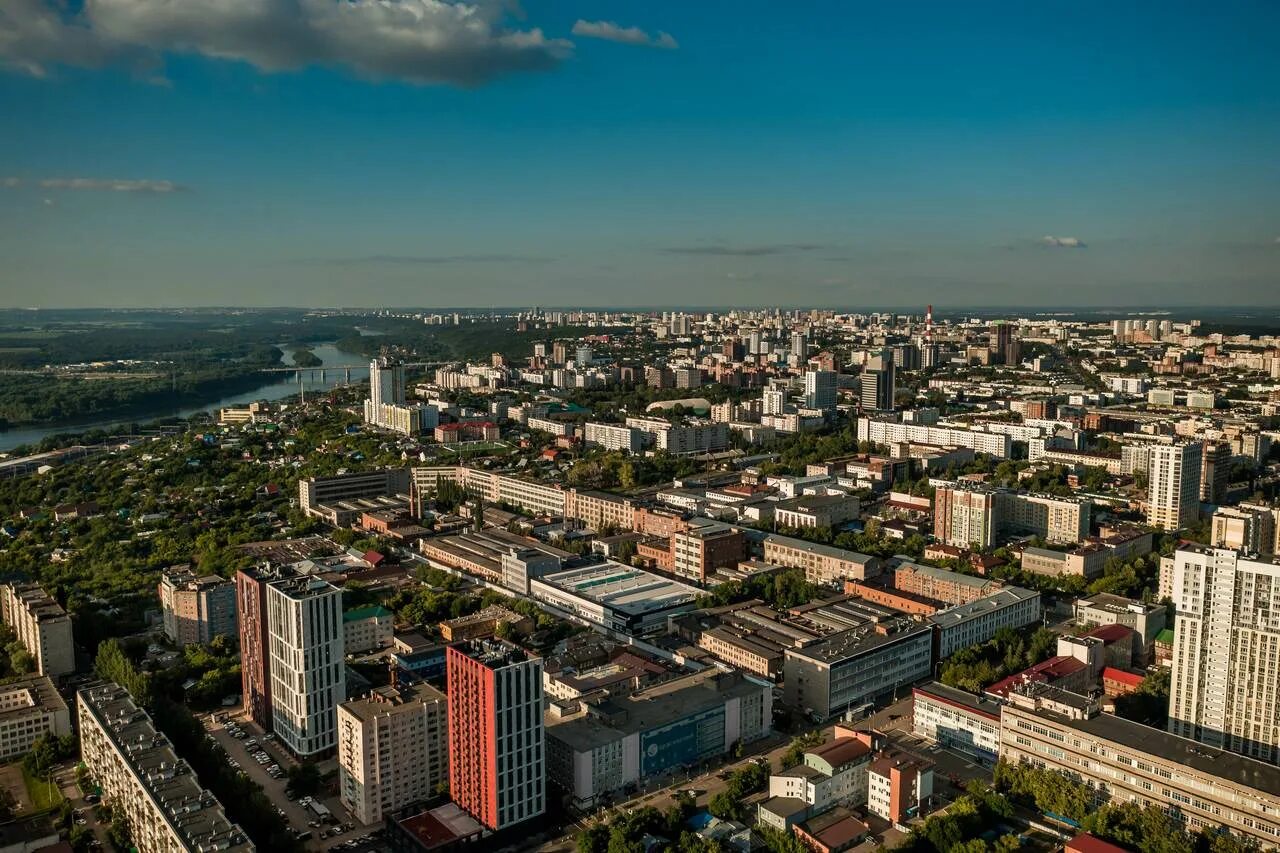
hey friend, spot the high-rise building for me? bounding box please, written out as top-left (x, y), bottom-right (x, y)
top-left (1210, 504), bottom-right (1279, 554)
top-left (447, 639), bottom-right (545, 831)
top-left (803, 369), bottom-right (837, 411)
top-left (860, 349), bottom-right (895, 412)
top-left (237, 566), bottom-right (345, 757)
top-left (1168, 545), bottom-right (1280, 764)
top-left (369, 356), bottom-right (405, 410)
top-left (0, 582), bottom-right (74, 678)
top-left (1199, 442), bottom-right (1230, 504)
top-left (364, 357), bottom-right (437, 435)
top-left (763, 385), bottom-right (787, 416)
top-left (1147, 443), bottom-right (1203, 530)
top-left (158, 568), bottom-right (237, 647)
top-left (78, 682), bottom-right (253, 852)
top-left (791, 332), bottom-right (808, 360)
top-left (338, 682), bottom-right (449, 825)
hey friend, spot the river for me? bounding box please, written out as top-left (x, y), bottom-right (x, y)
top-left (0, 342), bottom-right (372, 452)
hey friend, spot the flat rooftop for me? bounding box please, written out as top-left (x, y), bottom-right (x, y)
top-left (784, 618), bottom-right (931, 665)
top-left (928, 586), bottom-right (1040, 628)
top-left (547, 670), bottom-right (765, 751)
top-left (537, 562), bottom-right (700, 616)
top-left (340, 682), bottom-right (445, 722)
top-left (913, 681), bottom-right (1002, 721)
top-left (0, 676), bottom-right (66, 725)
top-left (1013, 701), bottom-right (1280, 797)
top-left (77, 683), bottom-right (252, 852)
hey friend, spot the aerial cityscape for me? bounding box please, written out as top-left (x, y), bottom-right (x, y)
top-left (1, 4), bottom-right (1279, 853)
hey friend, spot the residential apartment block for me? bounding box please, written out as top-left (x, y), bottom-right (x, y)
top-left (157, 567), bottom-right (237, 647)
top-left (447, 640), bottom-right (545, 831)
top-left (0, 581), bottom-right (74, 678)
top-left (338, 682), bottom-right (448, 825)
top-left (934, 482), bottom-right (1089, 548)
top-left (78, 682), bottom-right (253, 853)
top-left (1168, 546), bottom-right (1280, 764)
top-left (236, 566), bottom-right (345, 758)
top-left (763, 535), bottom-right (881, 586)
top-left (1147, 442), bottom-right (1203, 531)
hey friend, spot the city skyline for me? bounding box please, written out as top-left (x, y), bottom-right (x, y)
top-left (2, 1), bottom-right (1279, 308)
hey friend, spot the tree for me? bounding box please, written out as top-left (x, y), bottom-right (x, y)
top-left (577, 824), bottom-right (609, 853)
top-left (286, 762), bottom-right (321, 797)
top-left (9, 648), bottom-right (34, 675)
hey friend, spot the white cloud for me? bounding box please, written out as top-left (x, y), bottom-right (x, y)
top-left (39, 178), bottom-right (185, 193)
top-left (0, 0), bottom-right (572, 86)
top-left (1041, 235), bottom-right (1085, 249)
top-left (0, 177), bottom-right (22, 187)
top-left (572, 19), bottom-right (678, 49)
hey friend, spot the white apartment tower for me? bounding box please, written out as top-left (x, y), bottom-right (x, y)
top-left (369, 356), bottom-right (405, 409)
top-left (1146, 442), bottom-right (1202, 530)
top-left (1168, 545), bottom-right (1280, 764)
top-left (804, 369), bottom-right (838, 412)
top-left (266, 575), bottom-right (346, 757)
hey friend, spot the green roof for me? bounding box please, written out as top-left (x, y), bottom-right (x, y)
top-left (343, 605), bottom-right (391, 622)
top-left (1154, 627), bottom-right (1174, 644)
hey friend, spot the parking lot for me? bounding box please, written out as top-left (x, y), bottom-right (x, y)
top-left (203, 713), bottom-right (386, 851)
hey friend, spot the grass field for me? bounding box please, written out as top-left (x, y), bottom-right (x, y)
top-left (22, 764), bottom-right (63, 812)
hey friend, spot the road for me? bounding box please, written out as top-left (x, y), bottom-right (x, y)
top-left (203, 713), bottom-right (385, 851)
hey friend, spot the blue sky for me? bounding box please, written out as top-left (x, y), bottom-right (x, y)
top-left (1, 1), bottom-right (1277, 308)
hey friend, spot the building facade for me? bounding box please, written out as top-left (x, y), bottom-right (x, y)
top-left (783, 621), bottom-right (933, 721)
top-left (1168, 546), bottom-right (1280, 764)
top-left (158, 568), bottom-right (237, 647)
top-left (447, 640), bottom-right (545, 831)
top-left (78, 682), bottom-right (253, 853)
top-left (266, 573), bottom-right (346, 758)
top-left (1147, 443), bottom-right (1203, 531)
top-left (0, 582), bottom-right (74, 678)
top-left (999, 685), bottom-right (1280, 846)
top-left (0, 676), bottom-right (70, 762)
top-left (338, 683), bottom-right (449, 825)
top-left (911, 682), bottom-right (1001, 765)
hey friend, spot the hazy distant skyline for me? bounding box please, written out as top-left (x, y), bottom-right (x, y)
top-left (1, 2), bottom-right (1278, 308)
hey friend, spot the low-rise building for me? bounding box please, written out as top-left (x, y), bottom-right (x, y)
top-left (337, 682), bottom-right (448, 825)
top-left (892, 562), bottom-right (1002, 606)
top-left (0, 676), bottom-right (70, 762)
top-left (439, 605), bottom-right (534, 642)
top-left (343, 605), bottom-right (395, 654)
top-left (999, 684), bottom-right (1280, 847)
top-left (545, 669), bottom-right (771, 808)
top-left (530, 562), bottom-right (701, 637)
top-left (911, 682), bottom-right (1001, 766)
top-left (928, 587), bottom-right (1042, 659)
top-left (1073, 593), bottom-right (1166, 665)
top-left (78, 682), bottom-right (253, 853)
top-left (773, 494), bottom-right (861, 530)
top-left (784, 619), bottom-right (933, 721)
top-left (759, 732), bottom-right (878, 830)
top-left (763, 535), bottom-right (881, 586)
top-left (867, 749), bottom-right (934, 825)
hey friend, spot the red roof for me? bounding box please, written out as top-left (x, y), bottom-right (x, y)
top-left (1085, 624), bottom-right (1134, 644)
top-left (363, 550), bottom-right (385, 566)
top-left (1067, 833), bottom-right (1130, 853)
top-left (986, 655), bottom-right (1086, 698)
top-left (1102, 667), bottom-right (1144, 687)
